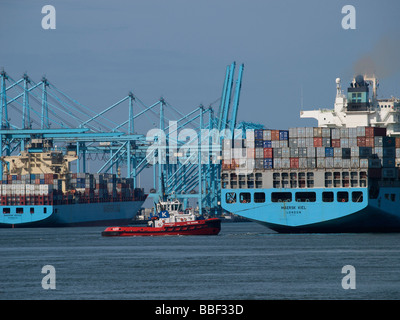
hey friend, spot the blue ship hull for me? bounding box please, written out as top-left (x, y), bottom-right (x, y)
top-left (0, 200), bottom-right (145, 228)
top-left (221, 187), bottom-right (400, 233)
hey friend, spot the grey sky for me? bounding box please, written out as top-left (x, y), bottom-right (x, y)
top-left (1, 0), bottom-right (399, 131)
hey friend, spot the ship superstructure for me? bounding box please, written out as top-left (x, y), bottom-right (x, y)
top-left (221, 76), bottom-right (400, 232)
top-left (301, 75), bottom-right (400, 134)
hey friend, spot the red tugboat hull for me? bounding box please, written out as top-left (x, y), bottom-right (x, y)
top-left (102, 218), bottom-right (221, 236)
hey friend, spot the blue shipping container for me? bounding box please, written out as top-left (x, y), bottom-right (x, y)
top-left (255, 129), bottom-right (263, 140)
top-left (255, 140), bottom-right (263, 148)
top-left (279, 130), bottom-right (289, 140)
top-left (325, 147), bottom-right (334, 157)
top-left (263, 140), bottom-right (272, 148)
top-left (264, 158), bottom-right (273, 169)
top-left (383, 136), bottom-right (395, 147)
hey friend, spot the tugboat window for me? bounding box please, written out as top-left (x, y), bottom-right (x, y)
top-left (240, 193), bottom-right (251, 203)
top-left (226, 192), bottom-right (237, 204)
top-left (254, 192), bottom-right (266, 203)
top-left (271, 192), bottom-right (292, 202)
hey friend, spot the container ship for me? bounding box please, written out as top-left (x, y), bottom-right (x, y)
top-left (0, 139), bottom-right (146, 227)
top-left (221, 75), bottom-right (400, 232)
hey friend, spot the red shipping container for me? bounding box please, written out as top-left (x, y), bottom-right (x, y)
top-left (331, 139), bottom-right (341, 148)
top-left (271, 130), bottom-right (280, 141)
top-left (290, 158), bottom-right (299, 168)
top-left (365, 137), bottom-right (374, 147)
top-left (263, 147), bottom-right (273, 158)
top-left (357, 137), bottom-right (366, 147)
top-left (313, 137), bottom-right (322, 147)
top-left (396, 137), bottom-right (400, 148)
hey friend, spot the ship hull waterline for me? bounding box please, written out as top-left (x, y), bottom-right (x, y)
top-left (221, 187), bottom-right (400, 233)
top-left (0, 200), bottom-right (145, 228)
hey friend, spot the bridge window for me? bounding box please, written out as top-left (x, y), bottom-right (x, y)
top-left (322, 191), bottom-right (334, 202)
top-left (240, 193), bottom-right (251, 203)
top-left (271, 192), bottom-right (292, 202)
top-left (295, 192), bottom-right (316, 202)
top-left (226, 192), bottom-right (236, 204)
top-left (352, 191), bottom-right (363, 202)
top-left (254, 192), bottom-right (265, 203)
top-left (337, 191), bottom-right (349, 202)
top-left (16, 208), bottom-right (24, 214)
top-left (3, 208), bottom-right (10, 214)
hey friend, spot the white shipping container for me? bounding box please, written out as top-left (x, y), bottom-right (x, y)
top-left (307, 147), bottom-right (315, 157)
top-left (281, 159), bottom-right (290, 169)
top-left (322, 127), bottom-right (331, 138)
top-left (332, 129), bottom-right (341, 139)
top-left (282, 147), bottom-right (290, 158)
top-left (298, 138), bottom-right (306, 147)
top-left (334, 148), bottom-right (342, 158)
top-left (273, 158), bottom-right (282, 169)
top-left (246, 130), bottom-right (255, 141)
top-left (349, 138), bottom-right (357, 147)
top-left (289, 128), bottom-right (298, 138)
top-left (262, 130), bottom-right (271, 141)
top-left (334, 158), bottom-right (343, 168)
top-left (340, 128), bottom-right (349, 138)
top-left (317, 158), bottom-right (325, 168)
top-left (356, 126), bottom-right (366, 137)
top-left (351, 147), bottom-right (359, 157)
top-left (360, 159), bottom-right (369, 168)
top-left (325, 158), bottom-right (334, 168)
top-left (351, 158), bottom-right (359, 168)
top-left (279, 140), bottom-right (288, 148)
top-left (348, 128), bottom-right (357, 138)
top-left (305, 127), bottom-right (314, 138)
top-left (342, 159), bottom-right (351, 168)
top-left (299, 158), bottom-right (308, 169)
top-left (297, 127), bottom-right (306, 138)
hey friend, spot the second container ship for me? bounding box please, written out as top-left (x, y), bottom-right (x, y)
top-left (0, 139), bottom-right (146, 228)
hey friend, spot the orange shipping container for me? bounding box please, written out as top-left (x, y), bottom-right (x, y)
top-left (271, 130), bottom-right (280, 141)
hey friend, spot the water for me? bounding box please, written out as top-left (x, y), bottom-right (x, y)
top-left (1, 222), bottom-right (400, 300)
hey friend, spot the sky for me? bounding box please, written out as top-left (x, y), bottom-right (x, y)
top-left (1, 0), bottom-right (399, 128)
top-left (1, 0), bottom-right (400, 194)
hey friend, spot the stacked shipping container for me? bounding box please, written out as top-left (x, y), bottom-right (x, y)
top-left (0, 173), bottom-right (145, 206)
top-left (223, 126), bottom-right (400, 180)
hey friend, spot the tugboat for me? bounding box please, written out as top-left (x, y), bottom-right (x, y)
top-left (102, 198), bottom-right (221, 236)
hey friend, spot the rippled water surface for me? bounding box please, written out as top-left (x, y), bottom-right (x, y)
top-left (1, 222), bottom-right (400, 299)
